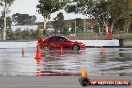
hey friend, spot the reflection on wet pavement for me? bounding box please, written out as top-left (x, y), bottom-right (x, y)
top-left (0, 48), bottom-right (132, 76)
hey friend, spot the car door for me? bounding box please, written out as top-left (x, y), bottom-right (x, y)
top-left (58, 37), bottom-right (71, 50)
top-left (47, 37), bottom-right (61, 49)
top-left (53, 37), bottom-right (62, 49)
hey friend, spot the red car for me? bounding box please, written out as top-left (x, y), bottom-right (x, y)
top-left (38, 36), bottom-right (86, 51)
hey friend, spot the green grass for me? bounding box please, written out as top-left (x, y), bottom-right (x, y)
top-left (71, 32), bottom-right (132, 40)
top-left (67, 32), bottom-right (106, 40)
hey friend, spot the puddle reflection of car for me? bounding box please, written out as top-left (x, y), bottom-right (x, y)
top-left (38, 36), bottom-right (86, 52)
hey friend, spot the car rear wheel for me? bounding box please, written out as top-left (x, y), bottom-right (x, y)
top-left (43, 46), bottom-right (50, 52)
top-left (72, 45), bottom-right (80, 51)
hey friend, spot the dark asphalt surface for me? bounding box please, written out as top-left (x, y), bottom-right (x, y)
top-left (0, 76), bottom-right (131, 88)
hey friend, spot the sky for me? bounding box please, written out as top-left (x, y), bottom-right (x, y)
top-left (0, 0), bottom-right (88, 22)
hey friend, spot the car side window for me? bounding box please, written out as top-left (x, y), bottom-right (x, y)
top-left (48, 37), bottom-right (59, 42)
top-left (54, 37), bottom-right (60, 42)
top-left (59, 37), bottom-right (68, 42)
top-left (48, 37), bottom-right (68, 42)
top-left (48, 37), bottom-right (56, 42)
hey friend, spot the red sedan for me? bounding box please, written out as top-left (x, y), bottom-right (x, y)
top-left (38, 36), bottom-right (86, 51)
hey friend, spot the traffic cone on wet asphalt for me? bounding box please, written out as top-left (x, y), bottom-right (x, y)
top-left (35, 43), bottom-right (42, 60)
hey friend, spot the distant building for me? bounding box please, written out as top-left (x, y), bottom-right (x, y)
top-left (35, 18), bottom-right (97, 32)
top-left (64, 19), bottom-right (97, 32)
top-left (11, 25), bottom-right (38, 31)
top-left (35, 21), bottom-right (54, 30)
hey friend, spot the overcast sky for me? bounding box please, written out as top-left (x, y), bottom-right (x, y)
top-left (0, 0), bottom-right (88, 22)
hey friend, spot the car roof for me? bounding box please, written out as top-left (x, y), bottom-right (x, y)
top-left (49, 36), bottom-right (66, 38)
top-left (51, 36), bottom-right (62, 37)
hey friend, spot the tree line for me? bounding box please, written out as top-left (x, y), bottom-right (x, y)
top-left (37, 0), bottom-right (132, 37)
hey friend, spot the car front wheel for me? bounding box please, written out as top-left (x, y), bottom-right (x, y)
top-left (43, 45), bottom-right (50, 52)
top-left (72, 45), bottom-right (80, 51)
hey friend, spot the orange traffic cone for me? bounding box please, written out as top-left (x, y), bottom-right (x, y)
top-left (35, 44), bottom-right (42, 60)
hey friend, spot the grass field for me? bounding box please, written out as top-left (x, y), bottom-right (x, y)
top-left (66, 32), bottom-right (132, 40)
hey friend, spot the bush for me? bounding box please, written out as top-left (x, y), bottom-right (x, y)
top-left (63, 28), bottom-right (70, 35)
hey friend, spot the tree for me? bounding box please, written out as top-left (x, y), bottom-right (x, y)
top-left (30, 29), bottom-right (41, 39)
top-left (1, 0), bottom-right (15, 40)
top-left (65, 0), bottom-right (110, 35)
top-left (53, 12), bottom-right (64, 35)
top-left (128, 0), bottom-right (132, 16)
top-left (75, 18), bottom-right (83, 33)
top-left (36, 0), bottom-right (69, 36)
top-left (14, 28), bottom-right (22, 39)
top-left (107, 0), bottom-right (132, 33)
top-left (12, 13), bottom-right (36, 25)
top-left (65, 0), bottom-right (131, 35)
top-left (0, 14), bottom-right (12, 40)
